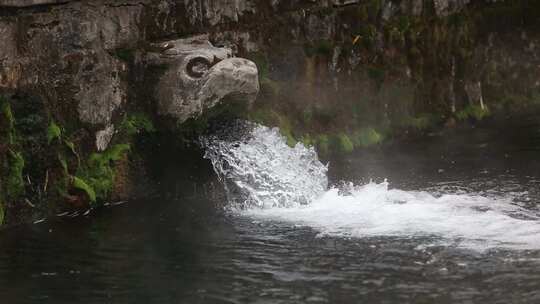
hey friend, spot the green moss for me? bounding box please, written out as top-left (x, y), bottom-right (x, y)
top-left (58, 153), bottom-right (68, 174)
top-left (54, 153), bottom-right (70, 197)
top-left (47, 121), bottom-right (62, 144)
top-left (78, 144), bottom-right (130, 202)
top-left (300, 134), bottom-right (314, 147)
top-left (302, 108), bottom-right (314, 125)
top-left (334, 133), bottom-right (355, 153)
top-left (120, 113), bottom-right (156, 136)
top-left (246, 52), bottom-right (281, 98)
top-left (456, 105), bottom-right (490, 121)
top-left (281, 128), bottom-right (297, 148)
top-left (1, 101), bottom-right (14, 127)
top-left (1, 99), bottom-right (15, 144)
top-left (403, 114), bottom-right (437, 130)
top-left (316, 134), bottom-right (331, 156)
top-left (315, 40), bottom-right (334, 56)
top-left (249, 108), bottom-right (298, 147)
top-left (64, 140), bottom-right (78, 158)
top-left (249, 108), bottom-right (281, 125)
top-left (6, 150), bottom-right (25, 200)
top-left (72, 176), bottom-right (96, 203)
top-left (397, 16), bottom-right (411, 32)
top-left (352, 128), bottom-right (383, 148)
top-left (58, 140), bottom-right (132, 205)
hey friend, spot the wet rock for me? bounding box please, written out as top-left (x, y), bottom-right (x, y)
top-left (75, 52), bottom-right (127, 125)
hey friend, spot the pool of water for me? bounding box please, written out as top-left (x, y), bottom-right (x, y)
top-left (2, 115), bottom-right (540, 303)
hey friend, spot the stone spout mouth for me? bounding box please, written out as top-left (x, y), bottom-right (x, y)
top-left (198, 57), bottom-right (260, 109)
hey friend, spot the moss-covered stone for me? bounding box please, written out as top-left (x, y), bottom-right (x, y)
top-left (5, 150), bottom-right (25, 201)
top-left (120, 113), bottom-right (156, 136)
top-left (352, 128), bottom-right (384, 148)
top-left (456, 105), bottom-right (490, 121)
top-left (0, 99), bottom-right (15, 145)
top-left (334, 133), bottom-right (355, 153)
top-left (77, 143), bottom-right (131, 203)
top-left (315, 134), bottom-right (331, 156)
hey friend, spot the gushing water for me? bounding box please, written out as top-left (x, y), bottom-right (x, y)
top-left (202, 121), bottom-right (540, 250)
top-left (201, 121), bottom-right (328, 209)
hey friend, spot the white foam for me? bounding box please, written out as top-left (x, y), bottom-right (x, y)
top-left (201, 122), bottom-right (328, 209)
top-left (203, 121), bottom-right (540, 251)
top-left (242, 181), bottom-right (540, 250)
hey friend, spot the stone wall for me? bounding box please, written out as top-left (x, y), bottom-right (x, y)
top-left (1, 0), bottom-right (539, 226)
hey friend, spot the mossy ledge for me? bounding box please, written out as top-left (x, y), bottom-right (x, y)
top-left (0, 94), bottom-right (158, 227)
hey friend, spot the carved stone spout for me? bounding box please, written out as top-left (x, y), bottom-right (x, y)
top-left (146, 35), bottom-right (260, 123)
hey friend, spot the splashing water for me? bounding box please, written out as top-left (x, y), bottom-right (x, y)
top-left (201, 121), bottom-right (328, 209)
top-left (202, 121), bottom-right (540, 250)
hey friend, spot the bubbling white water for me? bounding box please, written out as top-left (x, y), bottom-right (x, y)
top-left (201, 121), bottom-right (328, 209)
top-left (202, 121), bottom-right (540, 250)
top-left (245, 182), bottom-right (540, 250)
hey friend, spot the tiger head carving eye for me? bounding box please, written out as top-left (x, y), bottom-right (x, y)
top-left (186, 57), bottom-right (212, 78)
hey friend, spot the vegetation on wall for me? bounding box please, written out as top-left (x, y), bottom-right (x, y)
top-left (244, 0), bottom-right (540, 157)
top-left (0, 92), bottom-right (157, 226)
top-left (0, 97), bottom-right (26, 225)
top-left (51, 113), bottom-right (155, 206)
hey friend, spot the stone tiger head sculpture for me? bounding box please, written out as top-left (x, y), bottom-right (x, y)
top-left (146, 35), bottom-right (260, 123)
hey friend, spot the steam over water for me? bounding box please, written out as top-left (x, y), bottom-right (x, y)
top-left (203, 121), bottom-right (540, 251)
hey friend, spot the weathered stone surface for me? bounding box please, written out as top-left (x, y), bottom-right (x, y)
top-left (185, 0), bottom-right (257, 26)
top-left (0, 21), bottom-right (20, 89)
top-left (0, 0), bottom-right (535, 131)
top-left (0, 0), bottom-right (71, 7)
top-left (149, 35), bottom-right (259, 122)
top-left (434, 0), bottom-right (471, 16)
top-left (75, 53), bottom-right (126, 126)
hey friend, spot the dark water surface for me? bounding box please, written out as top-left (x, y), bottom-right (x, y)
top-left (2, 115), bottom-right (540, 303)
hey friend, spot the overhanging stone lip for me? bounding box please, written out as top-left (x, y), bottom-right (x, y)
top-left (0, 0), bottom-right (73, 7)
